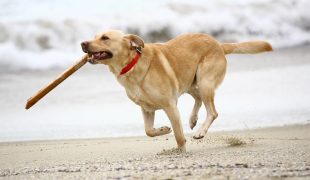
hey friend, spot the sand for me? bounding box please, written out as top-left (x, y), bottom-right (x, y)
top-left (0, 124), bottom-right (309, 179)
top-left (1, 45), bottom-right (310, 179)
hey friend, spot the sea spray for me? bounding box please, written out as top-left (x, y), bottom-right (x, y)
top-left (0, 0), bottom-right (309, 70)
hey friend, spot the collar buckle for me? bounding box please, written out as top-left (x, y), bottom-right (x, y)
top-left (136, 47), bottom-right (142, 54)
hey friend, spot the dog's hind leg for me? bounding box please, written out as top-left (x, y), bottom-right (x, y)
top-left (142, 108), bottom-right (172, 137)
top-left (188, 86), bottom-right (202, 130)
top-left (192, 87), bottom-right (217, 139)
top-left (193, 53), bottom-right (226, 139)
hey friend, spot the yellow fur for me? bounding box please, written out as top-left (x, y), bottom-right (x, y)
top-left (81, 30), bottom-right (273, 152)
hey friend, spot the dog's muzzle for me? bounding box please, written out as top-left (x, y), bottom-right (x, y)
top-left (81, 42), bottom-right (89, 53)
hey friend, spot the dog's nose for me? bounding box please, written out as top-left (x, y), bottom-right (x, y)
top-left (81, 41), bottom-right (89, 53)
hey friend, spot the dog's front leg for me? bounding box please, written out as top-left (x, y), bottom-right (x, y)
top-left (163, 103), bottom-right (187, 152)
top-left (142, 108), bottom-right (172, 137)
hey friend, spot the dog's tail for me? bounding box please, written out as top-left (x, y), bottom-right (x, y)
top-left (221, 41), bottom-right (273, 55)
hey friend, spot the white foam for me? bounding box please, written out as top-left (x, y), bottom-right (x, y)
top-left (0, 0), bottom-right (310, 70)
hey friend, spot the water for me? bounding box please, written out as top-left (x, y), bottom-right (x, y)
top-left (0, 0), bottom-right (310, 142)
top-left (1, 47), bottom-right (310, 142)
top-left (0, 0), bottom-right (309, 70)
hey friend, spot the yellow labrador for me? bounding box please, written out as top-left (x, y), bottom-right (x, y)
top-left (81, 30), bottom-right (272, 152)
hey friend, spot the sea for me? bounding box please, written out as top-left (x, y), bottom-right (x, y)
top-left (0, 0), bottom-right (309, 142)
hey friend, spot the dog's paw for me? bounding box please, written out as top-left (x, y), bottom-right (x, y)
top-left (157, 126), bottom-right (172, 135)
top-left (189, 115), bottom-right (198, 130)
top-left (193, 131), bottom-right (206, 139)
top-left (178, 145), bottom-right (187, 153)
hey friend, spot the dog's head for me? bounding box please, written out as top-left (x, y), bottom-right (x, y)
top-left (81, 30), bottom-right (144, 65)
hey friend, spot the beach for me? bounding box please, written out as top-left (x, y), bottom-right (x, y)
top-left (0, 44), bottom-right (309, 180)
top-left (0, 124), bottom-right (309, 179)
top-left (1, 1), bottom-right (310, 179)
top-left (1, 33), bottom-right (310, 180)
top-left (1, 46), bottom-right (309, 179)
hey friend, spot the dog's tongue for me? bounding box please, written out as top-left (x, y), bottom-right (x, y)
top-left (93, 52), bottom-right (100, 59)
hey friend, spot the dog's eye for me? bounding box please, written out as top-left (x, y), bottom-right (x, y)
top-left (101, 35), bottom-right (110, 41)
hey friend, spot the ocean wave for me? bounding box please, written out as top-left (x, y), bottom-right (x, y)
top-left (0, 0), bottom-right (309, 70)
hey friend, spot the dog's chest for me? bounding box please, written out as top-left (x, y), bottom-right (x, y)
top-left (124, 83), bottom-right (159, 111)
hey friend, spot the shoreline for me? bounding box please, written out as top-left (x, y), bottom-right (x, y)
top-left (0, 121), bottom-right (309, 144)
top-left (1, 123), bottom-right (309, 179)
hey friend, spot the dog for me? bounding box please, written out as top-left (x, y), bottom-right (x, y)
top-left (81, 30), bottom-right (272, 152)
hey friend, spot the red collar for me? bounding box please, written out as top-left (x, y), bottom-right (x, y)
top-left (120, 48), bottom-right (142, 75)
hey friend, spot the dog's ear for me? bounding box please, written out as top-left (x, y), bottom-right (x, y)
top-left (124, 34), bottom-right (144, 49)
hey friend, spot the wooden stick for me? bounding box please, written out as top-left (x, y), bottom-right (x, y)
top-left (25, 55), bottom-right (89, 110)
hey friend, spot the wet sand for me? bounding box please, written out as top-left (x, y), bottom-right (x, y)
top-left (0, 124), bottom-right (309, 179)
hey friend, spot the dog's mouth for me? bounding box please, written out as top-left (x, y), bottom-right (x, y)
top-left (88, 51), bottom-right (113, 64)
